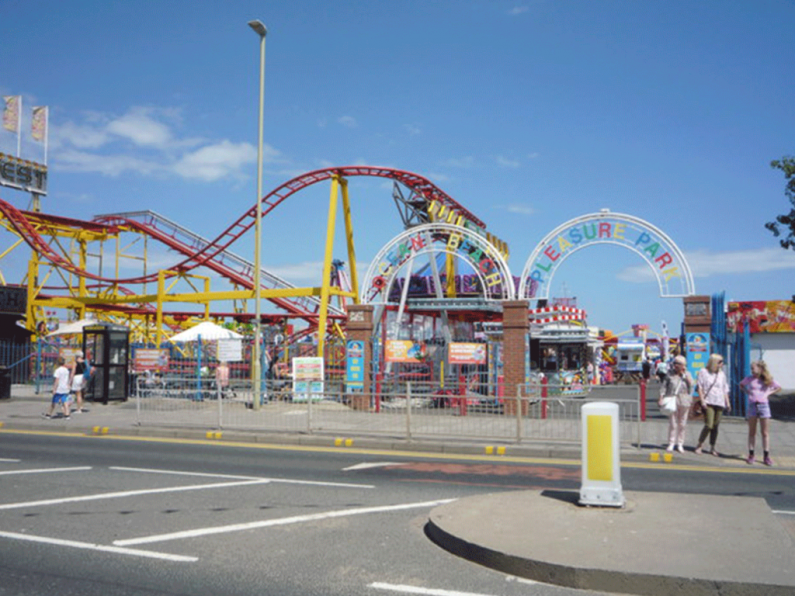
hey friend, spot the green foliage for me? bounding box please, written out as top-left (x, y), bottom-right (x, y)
top-left (766, 157), bottom-right (795, 250)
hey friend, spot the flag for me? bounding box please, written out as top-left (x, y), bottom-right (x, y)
top-left (31, 106), bottom-right (48, 142)
top-left (2, 96), bottom-right (20, 133)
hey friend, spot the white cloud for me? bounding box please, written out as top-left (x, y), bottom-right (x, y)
top-left (443, 156), bottom-right (476, 168)
top-left (106, 108), bottom-right (174, 147)
top-left (617, 247), bottom-right (795, 282)
top-left (527, 152), bottom-right (540, 159)
top-left (47, 105), bottom-right (279, 183)
top-left (508, 6), bottom-right (529, 15)
top-left (56, 148), bottom-right (162, 177)
top-left (404, 124), bottom-right (422, 136)
top-left (338, 115), bottom-right (358, 128)
top-left (495, 155), bottom-right (520, 168)
top-left (504, 204), bottom-right (535, 215)
top-left (172, 140), bottom-right (259, 182)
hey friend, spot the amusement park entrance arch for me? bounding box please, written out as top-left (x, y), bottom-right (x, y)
top-left (518, 210), bottom-right (695, 301)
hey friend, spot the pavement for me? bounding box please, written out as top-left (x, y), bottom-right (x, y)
top-left (3, 384), bottom-right (795, 595)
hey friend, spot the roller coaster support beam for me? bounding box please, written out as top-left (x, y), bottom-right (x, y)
top-left (340, 175), bottom-right (360, 309)
top-left (317, 174), bottom-right (343, 355)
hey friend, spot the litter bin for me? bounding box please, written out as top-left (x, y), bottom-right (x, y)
top-left (0, 365), bottom-right (11, 400)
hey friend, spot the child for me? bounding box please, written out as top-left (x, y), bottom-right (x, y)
top-left (740, 360), bottom-right (781, 466)
top-left (43, 356), bottom-right (71, 420)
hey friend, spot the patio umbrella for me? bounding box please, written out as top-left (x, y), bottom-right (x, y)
top-left (169, 321), bottom-right (243, 342)
top-left (47, 318), bottom-right (96, 336)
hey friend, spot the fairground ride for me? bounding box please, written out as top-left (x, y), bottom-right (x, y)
top-left (0, 166), bottom-right (501, 352)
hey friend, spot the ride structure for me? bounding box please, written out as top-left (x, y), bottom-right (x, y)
top-left (0, 166), bottom-right (500, 353)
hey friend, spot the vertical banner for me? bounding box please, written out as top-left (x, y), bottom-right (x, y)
top-left (685, 332), bottom-right (710, 384)
top-left (346, 340), bottom-right (364, 391)
top-left (2, 96), bottom-right (20, 133)
top-left (293, 356), bottom-right (324, 402)
top-left (31, 106), bottom-right (47, 141)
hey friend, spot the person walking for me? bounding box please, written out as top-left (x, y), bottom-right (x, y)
top-left (42, 356), bottom-right (71, 420)
top-left (740, 360), bottom-right (781, 466)
top-left (70, 351), bottom-right (88, 414)
top-left (694, 354), bottom-right (731, 456)
top-left (658, 355), bottom-right (694, 453)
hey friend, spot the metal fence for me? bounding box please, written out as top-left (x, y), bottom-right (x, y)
top-left (134, 378), bottom-right (642, 447)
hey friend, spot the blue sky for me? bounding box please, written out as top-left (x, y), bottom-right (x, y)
top-left (1, 0), bottom-right (794, 335)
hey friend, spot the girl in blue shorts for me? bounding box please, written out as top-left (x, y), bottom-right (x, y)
top-left (740, 360), bottom-right (781, 466)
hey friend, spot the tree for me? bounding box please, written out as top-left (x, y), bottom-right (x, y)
top-left (765, 157), bottom-right (795, 250)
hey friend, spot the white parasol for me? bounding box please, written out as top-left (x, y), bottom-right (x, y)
top-left (170, 321), bottom-right (243, 343)
top-left (47, 319), bottom-right (96, 336)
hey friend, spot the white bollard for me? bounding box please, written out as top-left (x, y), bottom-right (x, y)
top-left (580, 401), bottom-right (624, 507)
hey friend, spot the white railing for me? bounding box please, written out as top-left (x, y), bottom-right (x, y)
top-left (135, 377), bottom-right (642, 447)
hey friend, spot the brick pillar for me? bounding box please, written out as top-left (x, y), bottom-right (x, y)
top-left (502, 300), bottom-right (529, 416)
top-left (347, 304), bottom-right (374, 410)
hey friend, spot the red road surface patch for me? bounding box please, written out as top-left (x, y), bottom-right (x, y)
top-left (384, 462), bottom-right (580, 481)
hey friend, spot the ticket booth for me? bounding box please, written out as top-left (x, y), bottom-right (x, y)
top-left (82, 323), bottom-right (130, 404)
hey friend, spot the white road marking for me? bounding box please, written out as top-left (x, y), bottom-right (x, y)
top-left (0, 530), bottom-right (197, 562)
top-left (111, 465), bottom-right (374, 488)
top-left (0, 479), bottom-right (270, 511)
top-left (115, 498), bottom-right (456, 546)
top-left (0, 466), bottom-right (91, 476)
top-left (0, 458), bottom-right (21, 463)
top-left (369, 582), bottom-right (503, 596)
top-left (772, 509), bottom-right (795, 515)
top-left (343, 462), bottom-right (406, 471)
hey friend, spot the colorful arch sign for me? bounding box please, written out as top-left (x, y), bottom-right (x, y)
top-left (360, 223), bottom-right (515, 304)
top-left (518, 210), bottom-right (695, 300)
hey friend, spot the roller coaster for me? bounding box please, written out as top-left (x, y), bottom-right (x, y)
top-left (0, 166), bottom-right (500, 348)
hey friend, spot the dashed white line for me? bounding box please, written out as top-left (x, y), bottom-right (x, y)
top-left (369, 582), bottom-right (503, 596)
top-left (114, 498), bottom-right (456, 546)
top-left (0, 478), bottom-right (270, 511)
top-left (0, 466), bottom-right (91, 476)
top-left (0, 530), bottom-right (197, 562)
top-left (0, 458), bottom-right (21, 463)
top-left (111, 466), bottom-right (374, 488)
top-left (772, 509), bottom-right (795, 515)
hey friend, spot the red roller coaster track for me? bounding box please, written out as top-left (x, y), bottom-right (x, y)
top-left (1, 166), bottom-right (487, 315)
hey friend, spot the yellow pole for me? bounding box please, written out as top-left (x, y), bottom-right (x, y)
top-left (78, 238), bottom-right (87, 320)
top-left (156, 271), bottom-right (165, 348)
top-left (340, 178), bottom-right (360, 305)
top-left (316, 174), bottom-right (341, 355)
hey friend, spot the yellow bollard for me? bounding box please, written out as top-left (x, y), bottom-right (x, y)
top-left (663, 453), bottom-right (673, 463)
top-left (344, 438), bottom-right (353, 447)
top-left (485, 446), bottom-right (494, 455)
top-left (650, 453), bottom-right (660, 462)
top-left (496, 446), bottom-right (506, 456)
top-left (334, 438), bottom-right (344, 447)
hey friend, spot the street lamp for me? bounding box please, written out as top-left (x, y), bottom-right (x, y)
top-left (249, 19), bottom-right (267, 410)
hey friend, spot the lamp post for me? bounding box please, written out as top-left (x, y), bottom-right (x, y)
top-left (248, 19), bottom-right (267, 410)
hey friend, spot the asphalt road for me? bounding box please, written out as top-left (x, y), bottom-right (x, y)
top-left (1, 432), bottom-right (793, 596)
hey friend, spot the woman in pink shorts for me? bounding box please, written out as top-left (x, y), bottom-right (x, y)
top-left (740, 360), bottom-right (781, 466)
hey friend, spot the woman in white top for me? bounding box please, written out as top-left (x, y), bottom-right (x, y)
top-left (694, 353), bottom-right (731, 456)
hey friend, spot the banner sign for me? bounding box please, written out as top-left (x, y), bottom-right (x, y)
top-left (346, 340), bottom-right (365, 390)
top-left (727, 301), bottom-right (795, 333)
top-left (448, 342), bottom-right (487, 365)
top-left (0, 152), bottom-right (47, 194)
top-left (293, 356), bottom-right (323, 402)
top-left (217, 338), bottom-right (242, 362)
top-left (520, 211), bottom-right (694, 300)
top-left (0, 285), bottom-right (26, 315)
top-left (385, 340), bottom-right (427, 363)
top-left (134, 348), bottom-right (170, 372)
top-left (685, 332), bottom-right (710, 382)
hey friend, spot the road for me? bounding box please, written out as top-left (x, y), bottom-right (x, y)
top-left (1, 431), bottom-right (794, 596)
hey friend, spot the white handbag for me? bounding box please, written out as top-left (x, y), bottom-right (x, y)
top-left (661, 396), bottom-right (677, 414)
